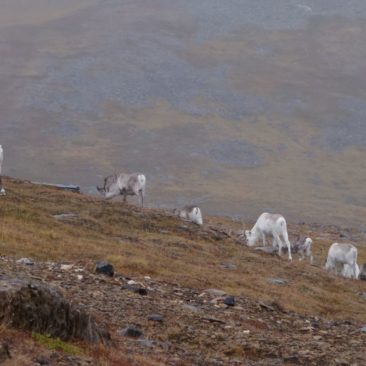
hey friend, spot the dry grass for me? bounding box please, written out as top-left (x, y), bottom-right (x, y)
top-left (0, 177), bottom-right (365, 324)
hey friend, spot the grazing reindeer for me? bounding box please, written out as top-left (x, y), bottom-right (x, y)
top-left (174, 205), bottom-right (203, 225)
top-left (97, 173), bottom-right (146, 207)
top-left (0, 145), bottom-right (5, 195)
top-left (293, 237), bottom-right (314, 264)
top-left (325, 243), bottom-right (358, 279)
top-left (245, 213), bottom-right (292, 261)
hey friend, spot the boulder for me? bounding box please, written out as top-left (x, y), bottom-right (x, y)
top-left (0, 276), bottom-right (109, 343)
top-left (95, 261), bottom-right (114, 277)
top-left (120, 325), bottom-right (143, 338)
top-left (224, 296), bottom-right (235, 306)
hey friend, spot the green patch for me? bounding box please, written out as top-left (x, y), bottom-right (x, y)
top-left (32, 332), bottom-right (83, 356)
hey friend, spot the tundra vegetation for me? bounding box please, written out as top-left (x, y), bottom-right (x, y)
top-left (0, 178), bottom-right (365, 365)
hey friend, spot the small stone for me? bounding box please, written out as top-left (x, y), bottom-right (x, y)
top-left (144, 276), bottom-right (151, 280)
top-left (122, 284), bottom-right (148, 296)
top-left (137, 339), bottom-right (154, 348)
top-left (16, 258), bottom-right (34, 265)
top-left (148, 314), bottom-right (164, 322)
top-left (60, 264), bottom-right (73, 271)
top-left (221, 263), bottom-right (237, 270)
top-left (268, 278), bottom-right (288, 285)
top-left (120, 325), bottom-right (143, 338)
top-left (95, 261), bottom-right (114, 277)
top-left (76, 275), bottom-right (83, 281)
top-left (242, 330), bottom-right (250, 334)
top-left (224, 296), bottom-right (235, 306)
top-left (182, 304), bottom-right (201, 313)
top-left (360, 326), bottom-right (366, 333)
top-left (53, 213), bottom-right (78, 220)
top-left (33, 356), bottom-right (49, 365)
top-left (127, 280), bottom-right (138, 285)
top-left (205, 289), bottom-right (226, 297)
top-left (134, 288), bottom-right (148, 296)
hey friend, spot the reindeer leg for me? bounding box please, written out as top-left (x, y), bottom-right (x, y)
top-left (262, 233), bottom-right (266, 246)
top-left (140, 190), bottom-right (144, 208)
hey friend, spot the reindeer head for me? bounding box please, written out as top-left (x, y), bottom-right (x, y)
top-left (96, 185), bottom-right (105, 194)
top-left (245, 230), bottom-right (256, 246)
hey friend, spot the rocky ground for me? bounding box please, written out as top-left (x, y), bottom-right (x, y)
top-left (0, 179), bottom-right (366, 365)
top-left (1, 256), bottom-right (365, 366)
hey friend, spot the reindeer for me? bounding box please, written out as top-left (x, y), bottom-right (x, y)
top-left (325, 243), bottom-right (358, 279)
top-left (97, 173), bottom-right (146, 207)
top-left (293, 237), bottom-right (314, 264)
top-left (174, 205), bottom-right (203, 225)
top-left (245, 213), bottom-right (292, 261)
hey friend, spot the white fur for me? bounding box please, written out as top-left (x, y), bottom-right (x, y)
top-left (325, 243), bottom-right (358, 279)
top-left (177, 206), bottom-right (203, 226)
top-left (245, 213), bottom-right (292, 261)
top-left (97, 172), bottom-right (146, 207)
top-left (0, 145), bottom-right (5, 195)
top-left (297, 237), bottom-right (313, 264)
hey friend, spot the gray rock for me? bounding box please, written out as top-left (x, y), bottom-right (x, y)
top-left (148, 314), bottom-right (164, 322)
top-left (224, 296), bottom-right (235, 306)
top-left (95, 261), bottom-right (114, 277)
top-left (182, 304), bottom-right (201, 313)
top-left (120, 325), bottom-right (143, 338)
top-left (359, 263), bottom-right (366, 281)
top-left (268, 278), bottom-right (288, 285)
top-left (221, 263), bottom-right (237, 270)
top-left (137, 339), bottom-right (154, 348)
top-left (122, 284), bottom-right (147, 296)
top-left (0, 276), bottom-right (109, 343)
top-left (16, 258), bottom-right (34, 265)
top-left (53, 213), bottom-right (78, 221)
top-left (33, 356), bottom-right (49, 365)
top-left (205, 289), bottom-right (226, 297)
top-left (360, 326), bottom-right (366, 333)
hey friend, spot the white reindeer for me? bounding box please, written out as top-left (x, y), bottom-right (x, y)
top-left (97, 173), bottom-right (146, 207)
top-left (0, 145), bottom-right (5, 195)
top-left (293, 237), bottom-right (314, 264)
top-left (325, 243), bottom-right (358, 279)
top-left (245, 213), bottom-right (292, 261)
top-left (174, 206), bottom-right (203, 226)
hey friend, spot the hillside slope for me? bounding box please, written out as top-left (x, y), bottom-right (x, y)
top-left (0, 177), bottom-right (365, 365)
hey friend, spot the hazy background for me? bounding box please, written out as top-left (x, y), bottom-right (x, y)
top-left (1, 0), bottom-right (366, 227)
